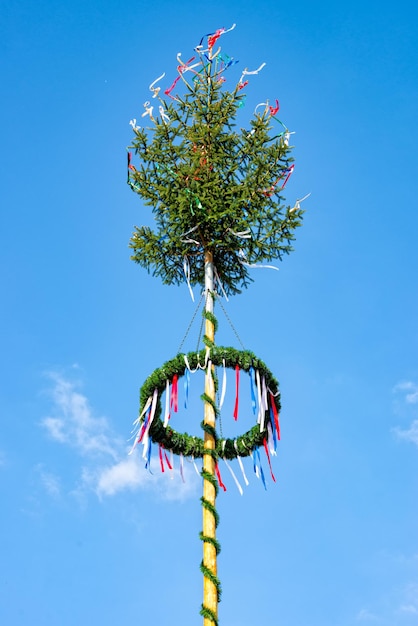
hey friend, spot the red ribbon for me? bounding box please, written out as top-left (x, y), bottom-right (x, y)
top-left (263, 438), bottom-right (276, 483)
top-left (269, 391), bottom-right (280, 440)
top-left (170, 374), bottom-right (178, 413)
top-left (208, 29), bottom-right (224, 50)
top-left (215, 463), bottom-right (227, 491)
top-left (158, 445), bottom-right (165, 472)
top-left (269, 99), bottom-right (280, 116)
top-left (159, 445), bottom-right (173, 472)
top-left (280, 164), bottom-right (295, 190)
top-left (233, 364), bottom-right (240, 420)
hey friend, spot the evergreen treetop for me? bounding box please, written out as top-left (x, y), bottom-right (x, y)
top-left (127, 27), bottom-right (304, 296)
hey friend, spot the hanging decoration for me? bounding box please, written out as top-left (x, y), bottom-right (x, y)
top-left (130, 345), bottom-right (281, 463)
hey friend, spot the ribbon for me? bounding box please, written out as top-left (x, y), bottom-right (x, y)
top-left (164, 75), bottom-right (181, 99)
top-left (191, 455), bottom-right (200, 476)
top-left (214, 267), bottom-right (229, 302)
top-left (254, 448), bottom-right (267, 490)
top-left (260, 376), bottom-right (268, 432)
top-left (215, 463), bottom-right (227, 491)
top-left (249, 366), bottom-right (257, 414)
top-left (280, 164), bottom-right (295, 190)
top-left (184, 348), bottom-right (210, 373)
top-left (269, 99), bottom-right (280, 116)
top-left (268, 410), bottom-right (277, 454)
top-left (223, 458), bottom-right (243, 495)
top-left (184, 368), bottom-right (190, 409)
top-left (183, 256), bottom-right (195, 301)
top-left (269, 391), bottom-right (281, 440)
top-left (129, 118), bottom-right (140, 131)
top-left (164, 379), bottom-right (170, 426)
top-left (145, 439), bottom-right (152, 471)
top-left (238, 62), bottom-right (266, 86)
top-left (141, 101), bottom-right (154, 119)
top-left (138, 406), bottom-right (151, 444)
top-left (170, 374), bottom-right (178, 413)
top-left (290, 192), bottom-right (311, 213)
top-left (141, 388), bottom-right (159, 460)
top-left (159, 105), bottom-right (170, 124)
top-left (159, 445), bottom-right (173, 473)
top-left (149, 72), bottom-right (165, 98)
top-left (207, 359), bottom-right (214, 396)
top-left (263, 437), bottom-right (276, 482)
top-left (180, 454), bottom-right (185, 483)
top-left (256, 369), bottom-right (262, 425)
top-left (219, 358), bottom-right (227, 409)
top-left (234, 441), bottom-right (249, 486)
top-left (197, 23), bottom-right (236, 53)
top-left (233, 364), bottom-right (240, 420)
top-left (158, 445), bottom-right (165, 472)
top-left (238, 249), bottom-right (279, 271)
top-left (267, 420), bottom-right (277, 455)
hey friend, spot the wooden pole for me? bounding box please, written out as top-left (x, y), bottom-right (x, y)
top-left (202, 249), bottom-right (218, 625)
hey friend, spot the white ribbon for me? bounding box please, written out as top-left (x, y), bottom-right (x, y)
top-left (129, 118), bottom-right (140, 131)
top-left (191, 455), bottom-right (200, 476)
top-left (141, 101), bottom-right (154, 119)
top-left (142, 388), bottom-right (159, 460)
top-left (164, 379), bottom-right (170, 426)
top-left (260, 376), bottom-right (268, 432)
top-left (234, 441), bottom-right (249, 486)
top-left (238, 249), bottom-right (279, 271)
top-left (239, 62), bottom-right (266, 84)
top-left (223, 457), bottom-right (243, 495)
top-left (180, 454), bottom-right (185, 483)
top-left (228, 228), bottom-right (251, 239)
top-left (290, 192), bottom-right (311, 213)
top-left (159, 105), bottom-right (170, 124)
top-left (214, 267), bottom-right (229, 301)
top-left (183, 256), bottom-right (195, 302)
top-left (219, 358), bottom-right (227, 409)
top-left (149, 72), bottom-right (165, 98)
top-left (256, 369), bottom-right (262, 425)
top-left (207, 359), bottom-right (214, 396)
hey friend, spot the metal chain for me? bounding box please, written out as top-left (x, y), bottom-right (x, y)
top-left (216, 296), bottom-right (246, 350)
top-left (177, 291), bottom-right (205, 353)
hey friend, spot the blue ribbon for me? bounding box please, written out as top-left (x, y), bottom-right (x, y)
top-left (184, 368), bottom-right (190, 409)
top-left (269, 405), bottom-right (277, 452)
top-left (249, 366), bottom-right (257, 414)
top-left (145, 440), bottom-right (153, 473)
top-left (255, 449), bottom-right (267, 490)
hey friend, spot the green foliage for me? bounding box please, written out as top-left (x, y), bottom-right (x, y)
top-left (128, 45), bottom-right (304, 295)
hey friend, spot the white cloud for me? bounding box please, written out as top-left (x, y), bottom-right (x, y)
top-left (392, 380), bottom-right (418, 448)
top-left (393, 381), bottom-right (418, 404)
top-left (35, 464), bottom-right (61, 497)
top-left (393, 420), bottom-right (418, 447)
top-left (41, 373), bottom-right (119, 459)
top-left (356, 608), bottom-right (379, 621)
top-left (40, 371), bottom-right (199, 502)
top-left (95, 455), bottom-right (151, 496)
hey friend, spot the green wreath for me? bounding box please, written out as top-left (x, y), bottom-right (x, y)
top-left (138, 346), bottom-right (280, 460)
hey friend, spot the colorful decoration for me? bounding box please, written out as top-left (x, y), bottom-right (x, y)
top-left (130, 345), bottom-right (281, 465)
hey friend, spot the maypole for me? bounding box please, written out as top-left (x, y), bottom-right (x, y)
top-left (202, 250), bottom-right (219, 624)
top-left (126, 24), bottom-right (306, 625)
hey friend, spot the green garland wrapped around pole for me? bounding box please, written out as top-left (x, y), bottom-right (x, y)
top-left (126, 24), bottom-right (306, 625)
top-left (201, 250), bottom-right (219, 625)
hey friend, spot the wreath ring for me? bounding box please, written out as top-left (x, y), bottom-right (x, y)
top-left (139, 346), bottom-right (280, 460)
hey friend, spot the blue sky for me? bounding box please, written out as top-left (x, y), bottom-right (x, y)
top-left (2, 1), bottom-right (418, 625)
